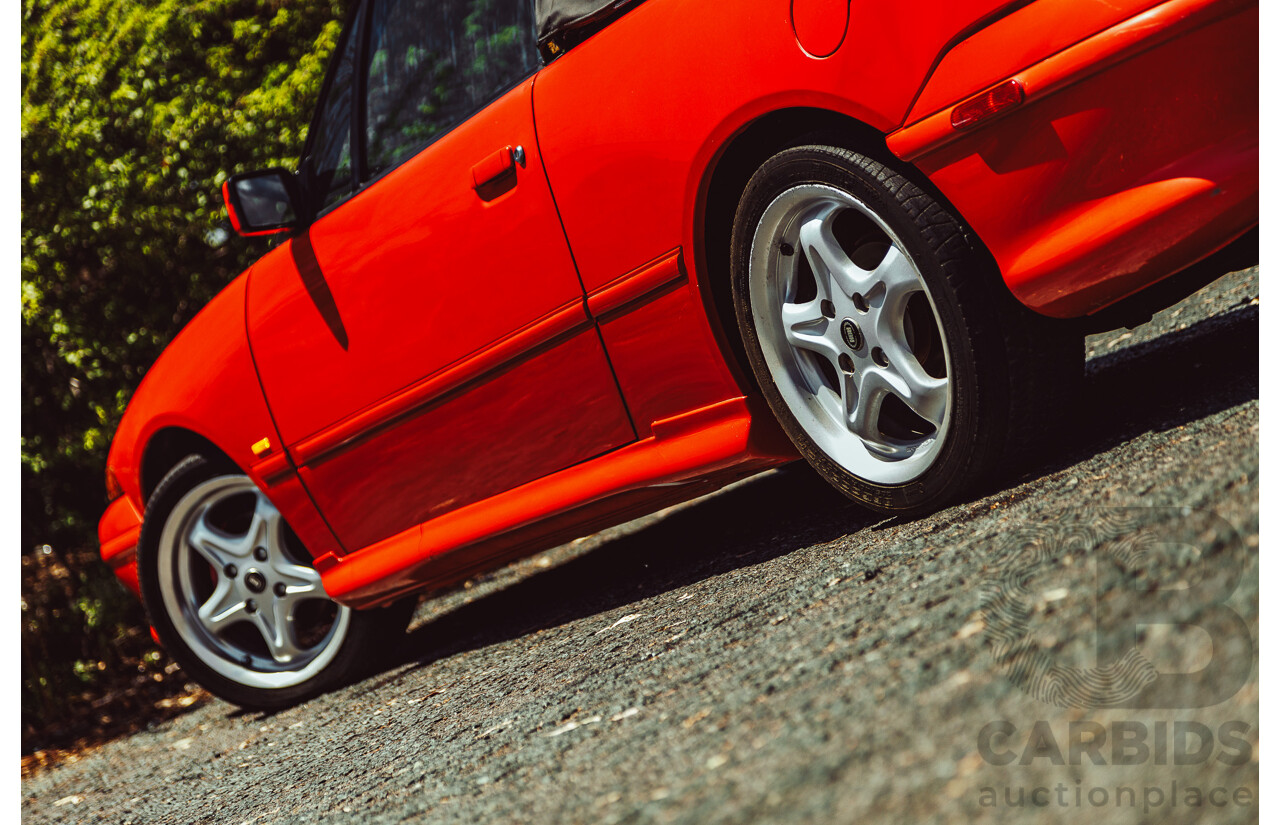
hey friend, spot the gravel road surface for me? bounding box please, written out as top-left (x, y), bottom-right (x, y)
top-left (22, 263), bottom-right (1259, 825)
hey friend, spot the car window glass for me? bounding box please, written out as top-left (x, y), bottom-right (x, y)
top-left (364, 0), bottom-right (539, 179)
top-left (308, 5), bottom-right (363, 211)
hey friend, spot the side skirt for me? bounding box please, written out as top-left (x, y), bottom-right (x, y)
top-left (317, 396), bottom-right (795, 608)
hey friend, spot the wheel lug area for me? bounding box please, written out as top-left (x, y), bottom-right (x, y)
top-left (253, 547), bottom-right (269, 562)
top-left (872, 346), bottom-right (889, 367)
top-left (838, 353), bottom-right (855, 374)
top-left (245, 599), bottom-right (257, 614)
top-left (820, 299), bottom-right (835, 319)
top-left (852, 293), bottom-right (868, 313)
top-left (273, 582), bottom-right (287, 598)
top-left (244, 570), bottom-right (267, 594)
top-left (839, 319), bottom-right (864, 351)
top-left (223, 563), bottom-right (238, 578)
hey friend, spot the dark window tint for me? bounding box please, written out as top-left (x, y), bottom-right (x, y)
top-left (308, 5), bottom-right (363, 210)
top-left (364, 0), bottom-right (539, 178)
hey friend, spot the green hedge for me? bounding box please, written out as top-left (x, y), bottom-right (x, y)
top-left (21, 0), bottom-right (346, 748)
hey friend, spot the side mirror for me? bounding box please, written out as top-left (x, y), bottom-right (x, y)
top-left (222, 169), bottom-right (302, 236)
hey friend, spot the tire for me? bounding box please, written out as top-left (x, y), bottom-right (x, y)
top-left (730, 145), bottom-right (1081, 515)
top-left (137, 455), bottom-right (415, 709)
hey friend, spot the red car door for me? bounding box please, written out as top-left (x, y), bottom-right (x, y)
top-left (246, 0), bottom-right (635, 553)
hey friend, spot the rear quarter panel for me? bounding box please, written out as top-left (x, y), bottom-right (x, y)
top-left (533, 0), bottom-right (1025, 297)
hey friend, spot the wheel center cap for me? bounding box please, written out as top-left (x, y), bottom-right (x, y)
top-left (244, 570), bottom-right (267, 593)
top-left (840, 319), bottom-right (863, 351)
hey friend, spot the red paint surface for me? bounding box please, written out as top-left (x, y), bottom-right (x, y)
top-left (470, 145), bottom-right (516, 188)
top-left (302, 331), bottom-right (635, 552)
top-left (592, 254), bottom-right (744, 434)
top-left (905, 0), bottom-right (1167, 124)
top-left (890, 0), bottom-right (1258, 315)
top-left (99, 496), bottom-right (143, 596)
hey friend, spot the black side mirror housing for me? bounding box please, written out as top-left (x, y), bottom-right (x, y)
top-left (222, 168), bottom-right (303, 237)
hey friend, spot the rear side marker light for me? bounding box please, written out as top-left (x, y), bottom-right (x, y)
top-left (950, 79), bottom-right (1025, 131)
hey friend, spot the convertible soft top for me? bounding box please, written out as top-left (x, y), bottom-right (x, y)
top-left (536, 0), bottom-right (646, 60)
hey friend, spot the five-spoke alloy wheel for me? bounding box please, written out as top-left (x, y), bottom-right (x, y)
top-left (139, 455), bottom-right (412, 709)
top-left (748, 183), bottom-right (951, 484)
top-left (731, 145), bottom-right (1081, 514)
top-left (157, 474), bottom-right (351, 688)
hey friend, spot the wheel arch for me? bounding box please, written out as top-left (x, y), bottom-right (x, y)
top-left (696, 107), bottom-right (897, 382)
top-left (140, 426), bottom-right (239, 505)
top-left (694, 105), bottom-right (1018, 382)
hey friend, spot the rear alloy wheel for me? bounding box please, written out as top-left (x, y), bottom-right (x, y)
top-left (731, 145), bottom-right (1081, 514)
top-left (748, 182), bottom-right (951, 483)
top-left (139, 455), bottom-right (412, 709)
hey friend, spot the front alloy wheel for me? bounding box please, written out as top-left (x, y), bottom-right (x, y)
top-left (157, 474), bottom-right (351, 689)
top-left (139, 455), bottom-right (412, 709)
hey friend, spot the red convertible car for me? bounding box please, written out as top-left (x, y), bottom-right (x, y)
top-left (98, 0), bottom-right (1257, 707)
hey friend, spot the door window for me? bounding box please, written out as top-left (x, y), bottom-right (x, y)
top-left (363, 0), bottom-right (540, 179)
top-left (304, 3), bottom-right (364, 211)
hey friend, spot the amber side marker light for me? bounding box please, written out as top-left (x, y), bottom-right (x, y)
top-left (950, 79), bottom-right (1025, 131)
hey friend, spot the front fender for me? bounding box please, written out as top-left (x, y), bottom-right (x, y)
top-left (102, 270), bottom-right (342, 578)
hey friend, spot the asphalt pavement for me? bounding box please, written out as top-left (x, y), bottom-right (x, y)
top-left (21, 264), bottom-right (1259, 825)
